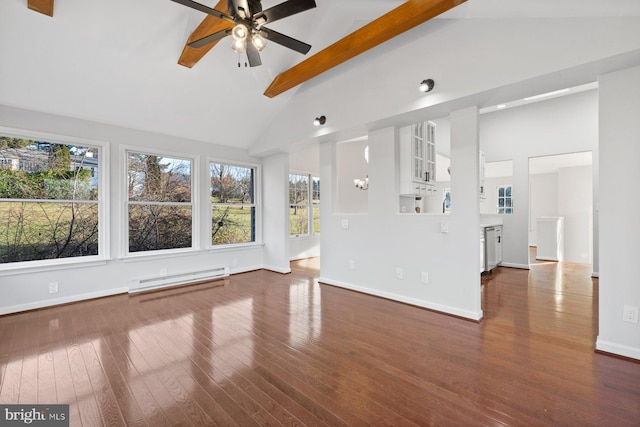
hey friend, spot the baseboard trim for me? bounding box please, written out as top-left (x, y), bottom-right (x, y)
top-left (595, 338), bottom-right (640, 361)
top-left (318, 276), bottom-right (483, 322)
top-left (263, 265), bottom-right (292, 274)
top-left (0, 287), bottom-right (129, 316)
top-left (499, 262), bottom-right (530, 270)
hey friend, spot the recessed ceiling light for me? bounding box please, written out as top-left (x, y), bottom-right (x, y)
top-left (524, 88), bottom-right (570, 101)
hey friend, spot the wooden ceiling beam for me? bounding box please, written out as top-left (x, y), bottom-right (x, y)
top-left (28, 0), bottom-right (54, 17)
top-left (177, 0), bottom-right (234, 68)
top-left (263, 0), bottom-right (467, 98)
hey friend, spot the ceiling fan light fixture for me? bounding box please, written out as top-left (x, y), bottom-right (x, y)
top-left (419, 79), bottom-right (435, 93)
top-left (232, 24), bottom-right (249, 41)
top-left (313, 115), bottom-right (326, 126)
top-left (251, 33), bottom-right (267, 52)
top-left (232, 38), bottom-right (246, 53)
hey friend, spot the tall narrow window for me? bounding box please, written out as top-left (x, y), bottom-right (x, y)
top-left (289, 173), bottom-right (320, 237)
top-left (210, 162), bottom-right (257, 245)
top-left (312, 176), bottom-right (320, 235)
top-left (0, 133), bottom-right (103, 266)
top-left (497, 185), bottom-right (513, 214)
top-left (127, 152), bottom-right (193, 253)
top-left (289, 173), bottom-right (309, 236)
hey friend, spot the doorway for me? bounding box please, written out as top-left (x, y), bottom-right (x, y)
top-left (528, 152), bottom-right (593, 266)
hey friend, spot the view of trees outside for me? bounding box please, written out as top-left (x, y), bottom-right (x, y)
top-left (312, 176), bottom-right (320, 234)
top-left (289, 173), bottom-right (309, 236)
top-left (0, 136), bottom-right (100, 264)
top-left (127, 152), bottom-right (192, 252)
top-left (210, 162), bottom-right (256, 245)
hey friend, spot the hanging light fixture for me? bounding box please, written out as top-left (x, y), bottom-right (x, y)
top-left (251, 32), bottom-right (267, 51)
top-left (231, 24), bottom-right (248, 53)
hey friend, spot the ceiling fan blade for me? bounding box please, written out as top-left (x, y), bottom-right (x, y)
top-left (171, 0), bottom-right (234, 23)
top-left (259, 0), bottom-right (316, 25)
top-left (260, 27), bottom-right (311, 54)
top-left (246, 42), bottom-right (262, 67)
top-left (188, 28), bottom-right (231, 48)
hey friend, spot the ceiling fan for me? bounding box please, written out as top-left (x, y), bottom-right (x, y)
top-left (171, 0), bottom-right (316, 67)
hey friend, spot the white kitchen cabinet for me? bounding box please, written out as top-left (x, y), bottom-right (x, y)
top-left (399, 121), bottom-right (436, 197)
top-left (483, 225), bottom-right (503, 272)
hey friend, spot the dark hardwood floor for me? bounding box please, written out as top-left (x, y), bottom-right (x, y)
top-left (1, 257), bottom-right (639, 426)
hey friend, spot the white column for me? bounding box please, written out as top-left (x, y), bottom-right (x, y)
top-left (262, 153), bottom-right (291, 273)
top-left (597, 65), bottom-right (640, 360)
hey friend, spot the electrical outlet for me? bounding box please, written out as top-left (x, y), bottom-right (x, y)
top-left (440, 222), bottom-right (449, 233)
top-left (623, 305), bottom-right (639, 324)
top-left (48, 281), bottom-right (58, 294)
top-left (395, 267), bottom-right (403, 279)
top-left (160, 268), bottom-right (167, 277)
top-left (341, 219), bottom-right (349, 229)
top-left (421, 272), bottom-right (429, 284)
top-left (348, 260), bottom-right (355, 270)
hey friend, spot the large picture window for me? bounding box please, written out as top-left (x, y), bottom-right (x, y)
top-left (127, 151), bottom-right (193, 253)
top-left (0, 132), bottom-right (103, 266)
top-left (210, 162), bottom-right (257, 246)
top-left (289, 173), bottom-right (320, 237)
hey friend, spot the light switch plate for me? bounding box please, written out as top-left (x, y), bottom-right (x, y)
top-left (440, 222), bottom-right (449, 233)
top-left (341, 219), bottom-right (349, 229)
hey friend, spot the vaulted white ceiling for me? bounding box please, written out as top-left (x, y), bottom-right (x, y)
top-left (2, 0), bottom-right (640, 155)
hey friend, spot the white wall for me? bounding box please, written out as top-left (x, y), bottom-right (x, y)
top-left (335, 139), bottom-right (368, 213)
top-left (480, 90), bottom-right (599, 270)
top-left (558, 165), bottom-right (593, 264)
top-left (0, 105), bottom-right (266, 315)
top-left (262, 154), bottom-right (291, 273)
top-left (319, 108), bottom-right (483, 321)
top-left (528, 173), bottom-right (559, 244)
top-left (597, 65), bottom-right (640, 360)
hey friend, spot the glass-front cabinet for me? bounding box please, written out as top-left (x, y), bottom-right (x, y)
top-left (399, 121), bottom-right (436, 196)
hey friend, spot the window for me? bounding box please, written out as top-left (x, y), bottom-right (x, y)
top-left (312, 176), bottom-right (320, 234)
top-left (0, 131), bottom-right (104, 266)
top-left (127, 151), bottom-right (193, 253)
top-left (497, 185), bottom-right (513, 214)
top-left (210, 162), bottom-right (257, 246)
top-left (289, 173), bottom-right (320, 237)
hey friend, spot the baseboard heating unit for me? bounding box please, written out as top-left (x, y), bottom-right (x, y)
top-left (128, 266), bottom-right (230, 293)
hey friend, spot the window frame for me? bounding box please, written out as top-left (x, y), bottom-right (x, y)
top-left (0, 126), bottom-right (110, 273)
top-left (122, 146), bottom-right (199, 258)
top-left (208, 158), bottom-right (261, 249)
top-left (312, 175), bottom-right (320, 236)
top-left (289, 171), bottom-right (320, 238)
top-left (496, 184), bottom-right (513, 214)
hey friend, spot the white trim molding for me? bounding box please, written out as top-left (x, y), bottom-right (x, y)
top-left (596, 338), bottom-right (640, 361)
top-left (319, 276), bottom-right (484, 321)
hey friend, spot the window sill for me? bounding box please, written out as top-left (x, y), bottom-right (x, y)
top-left (206, 242), bottom-right (264, 253)
top-left (0, 257), bottom-right (109, 277)
top-left (119, 248), bottom-right (204, 263)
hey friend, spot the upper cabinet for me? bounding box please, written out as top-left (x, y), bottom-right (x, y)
top-left (399, 122), bottom-right (436, 196)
